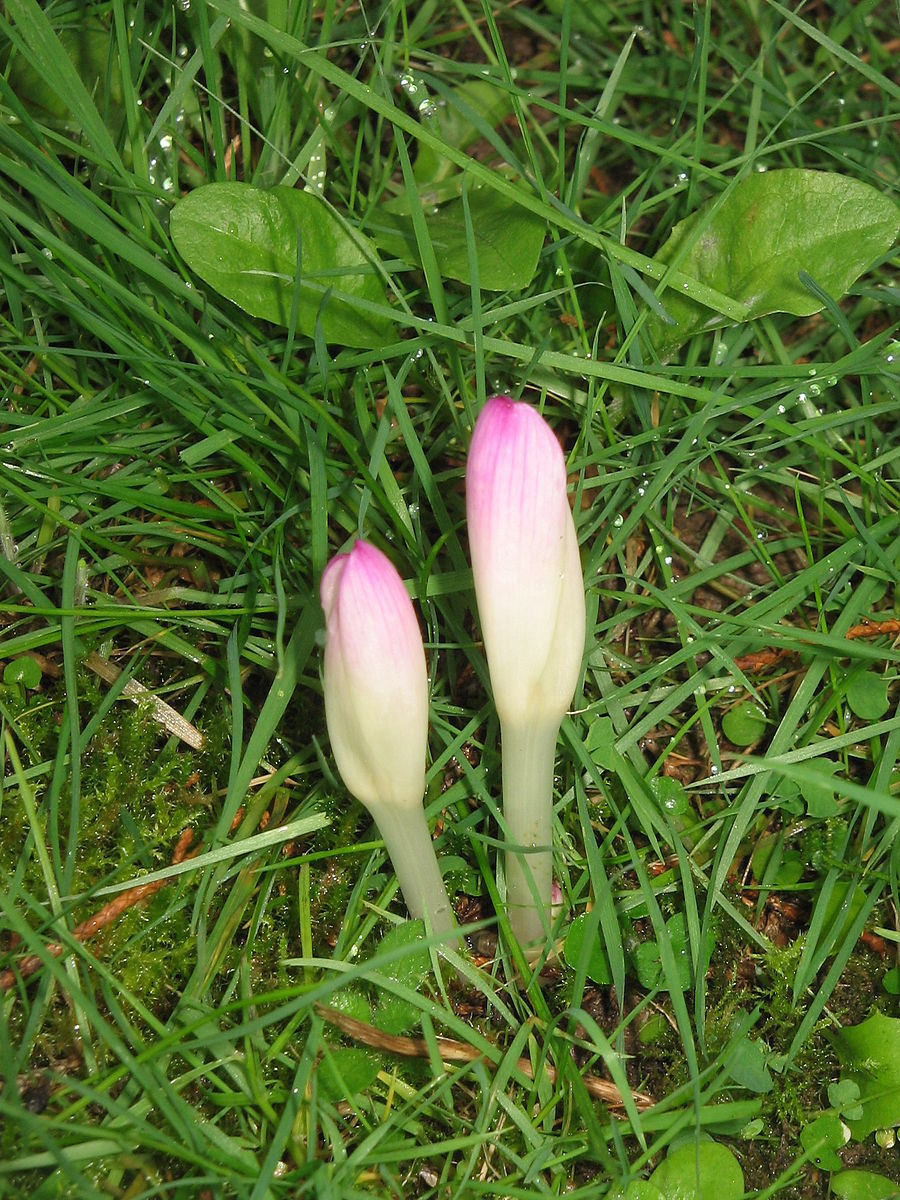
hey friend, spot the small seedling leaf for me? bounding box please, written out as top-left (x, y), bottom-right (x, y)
top-left (721, 701), bottom-right (767, 746)
top-left (831, 1170), bottom-right (900, 1200)
top-left (725, 1034), bottom-right (773, 1094)
top-left (751, 835), bottom-right (804, 887)
top-left (170, 183), bottom-right (391, 348)
top-left (820, 882), bottom-right (867, 947)
top-left (831, 1010), bottom-right (900, 1138)
top-left (649, 776), bottom-right (689, 817)
top-left (563, 912), bottom-right (613, 985)
top-left (585, 716), bottom-right (616, 769)
top-left (631, 913), bottom-right (713, 993)
top-left (845, 671), bottom-right (890, 721)
top-left (648, 1141), bottom-right (744, 1200)
top-left (798, 758), bottom-right (841, 818)
top-left (829, 1080), bottom-right (863, 1114)
top-left (800, 1113), bottom-right (845, 1171)
top-left (648, 169), bottom-right (900, 355)
top-left (3, 656), bottom-right (42, 689)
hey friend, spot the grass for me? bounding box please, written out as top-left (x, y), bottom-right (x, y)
top-left (1, 0), bottom-right (899, 1195)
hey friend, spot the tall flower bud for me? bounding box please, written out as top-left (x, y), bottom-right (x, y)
top-left (466, 396), bottom-right (586, 948)
top-left (320, 540), bottom-right (453, 935)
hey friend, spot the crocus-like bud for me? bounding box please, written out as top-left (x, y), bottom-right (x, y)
top-left (466, 395), bottom-right (585, 728)
top-left (320, 540), bottom-right (453, 935)
top-left (466, 395), bottom-right (586, 949)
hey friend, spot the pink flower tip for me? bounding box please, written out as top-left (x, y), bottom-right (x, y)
top-left (320, 540), bottom-right (429, 811)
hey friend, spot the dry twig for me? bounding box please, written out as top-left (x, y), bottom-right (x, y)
top-left (315, 1003), bottom-right (653, 1111)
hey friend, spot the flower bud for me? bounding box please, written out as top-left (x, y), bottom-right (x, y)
top-left (320, 540), bottom-right (453, 935)
top-left (466, 395), bottom-right (586, 949)
top-left (320, 540), bottom-right (428, 811)
top-left (466, 394), bottom-right (585, 728)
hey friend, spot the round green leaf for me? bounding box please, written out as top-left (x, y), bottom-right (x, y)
top-left (649, 776), bottom-right (689, 817)
top-left (725, 1034), bottom-right (773, 1094)
top-left (740, 1118), bottom-right (765, 1139)
top-left (800, 1113), bottom-right (845, 1171)
top-left (563, 913), bottom-right (612, 985)
top-left (648, 1142), bottom-right (744, 1200)
top-left (721, 700), bottom-right (767, 746)
top-left (585, 716), bottom-right (616, 770)
top-left (170, 183), bottom-right (391, 348)
top-left (3, 656), bottom-right (42, 689)
top-left (846, 671), bottom-right (890, 721)
top-left (631, 914), bottom-right (712, 994)
top-left (882, 967), bottom-right (900, 996)
top-left (608, 1184), bottom-right (663, 1200)
top-left (832, 1011), bottom-right (900, 1138)
top-left (798, 758), bottom-right (841, 818)
top-left (831, 1170), bottom-right (900, 1200)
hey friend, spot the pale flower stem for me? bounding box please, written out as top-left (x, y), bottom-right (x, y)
top-left (501, 719), bottom-right (560, 949)
top-left (369, 803), bottom-right (456, 940)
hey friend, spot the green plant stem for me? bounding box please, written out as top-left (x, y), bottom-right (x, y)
top-left (501, 718), bottom-right (560, 949)
top-left (369, 802), bottom-right (456, 940)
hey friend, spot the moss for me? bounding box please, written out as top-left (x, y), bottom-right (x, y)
top-left (1, 669), bottom-right (233, 1033)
